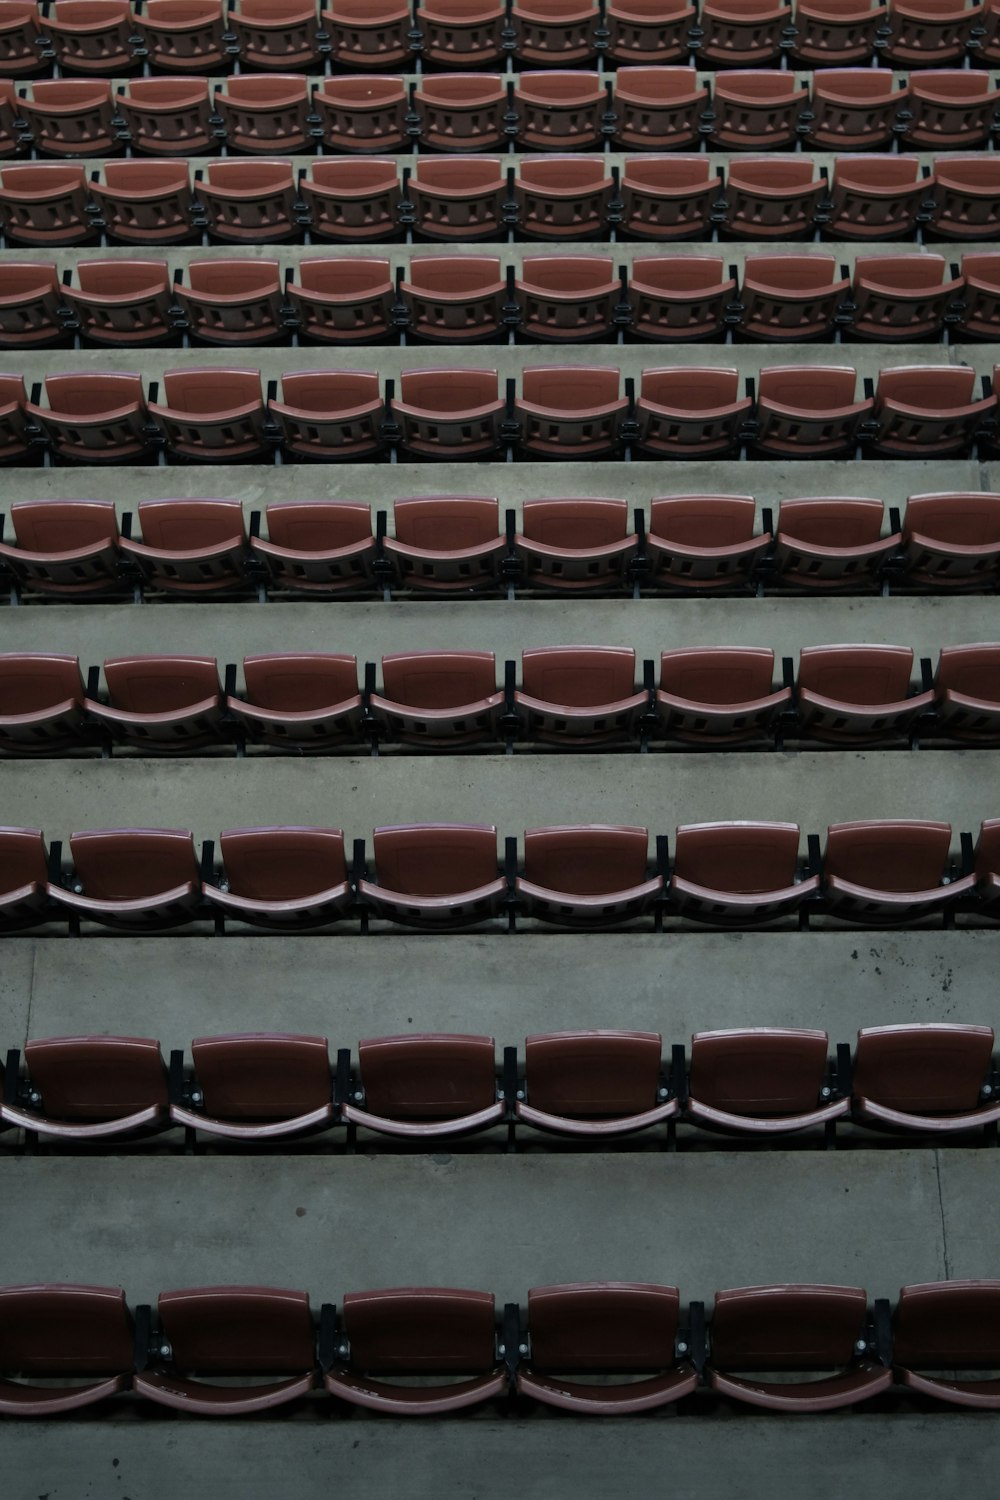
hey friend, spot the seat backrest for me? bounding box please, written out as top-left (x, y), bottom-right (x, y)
top-left (264, 502), bottom-right (373, 552)
top-left (854, 254), bottom-right (947, 293)
top-left (393, 496), bottom-right (499, 550)
top-left (371, 824), bottom-right (498, 896)
top-left (0, 654), bottom-right (83, 713)
top-left (0, 1285), bottom-right (134, 1373)
top-left (649, 495), bottom-right (756, 546)
top-left (640, 367), bottom-right (739, 411)
top-left (405, 257), bottom-right (503, 297)
top-left (186, 259), bottom-right (280, 297)
top-left (218, 827), bottom-right (347, 899)
top-left (710, 1285), bottom-right (868, 1369)
top-left (74, 259), bottom-right (170, 298)
top-left (190, 1033), bottom-right (332, 1118)
top-left (24, 1035), bottom-right (168, 1118)
top-left (0, 826), bottom-right (48, 890)
top-left (905, 493), bottom-right (1000, 546)
top-left (660, 648), bottom-right (775, 704)
top-left (744, 253), bottom-right (837, 293)
top-left (852, 1024), bottom-right (994, 1111)
top-left (630, 256), bottom-right (727, 293)
top-left (398, 368), bottom-right (498, 413)
top-left (824, 820), bottom-right (952, 891)
top-left (294, 258), bottom-right (392, 297)
top-left (673, 822), bottom-right (801, 893)
top-left (521, 498), bottom-right (629, 547)
top-left (522, 825), bottom-right (650, 894)
top-left (161, 367), bottom-right (262, 416)
top-left (689, 1029), bottom-right (830, 1115)
top-left (357, 1034), bottom-right (498, 1118)
top-left (777, 497), bottom-right (884, 547)
top-left (936, 645), bottom-right (1000, 701)
top-left (521, 646), bottom-right (637, 707)
top-left (341, 1288), bottom-right (496, 1374)
top-left (205, 158), bottom-right (293, 193)
top-left (381, 652), bottom-right (498, 709)
top-left (527, 1283), bottom-right (680, 1372)
top-left (242, 654), bottom-right (359, 710)
top-left (758, 366), bottom-right (858, 410)
top-left (157, 1287), bottom-right (314, 1371)
top-left (523, 1030), bottom-right (662, 1115)
top-left (136, 499), bottom-right (245, 550)
top-left (278, 371), bottom-right (381, 414)
top-left (102, 656), bottom-right (220, 713)
top-left (10, 499), bottom-right (119, 552)
top-left (521, 365), bottom-right (620, 412)
top-left (894, 1283), bottom-right (1000, 1368)
top-left (43, 371), bottom-right (143, 418)
top-left (797, 645), bottom-right (913, 705)
top-left (69, 828), bottom-right (197, 899)
top-left (410, 156), bottom-right (504, 193)
top-left (877, 365), bottom-right (975, 410)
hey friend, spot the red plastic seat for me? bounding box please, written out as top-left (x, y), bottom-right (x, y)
top-left (27, 370), bottom-right (152, 464)
top-left (0, 0), bottom-right (46, 76)
top-left (752, 365), bottom-right (873, 459)
top-left (516, 825), bottom-right (662, 924)
top-left (298, 159), bottom-right (398, 244)
top-left (517, 365), bottom-right (628, 459)
top-left (138, 0), bottom-right (227, 73)
top-left (384, 495), bottom-right (507, 591)
top-left (416, 0), bottom-right (506, 66)
top-left (696, 0), bottom-right (793, 66)
top-left (173, 258), bottom-right (286, 346)
top-left (770, 496), bottom-right (899, 590)
top-left (195, 159), bottom-right (299, 244)
top-left (657, 647), bottom-right (790, 743)
top-left (514, 156), bottom-right (612, 241)
top-left (0, 653), bottom-right (86, 752)
top-left (823, 820), bottom-right (975, 923)
top-left (619, 157), bottom-right (723, 241)
top-left (89, 160), bottom-right (196, 246)
top-left (867, 365), bottom-right (996, 459)
top-left (804, 69), bottom-right (906, 151)
top-left (148, 366), bottom-right (271, 462)
top-left (686, 1029), bottom-right (848, 1137)
top-left (0, 497), bottom-right (121, 595)
top-left (321, 0), bottom-right (413, 69)
top-left (795, 644), bottom-right (933, 744)
top-left (612, 67), bottom-right (708, 151)
top-left (341, 1034), bottom-right (505, 1140)
top-left (61, 258), bottom-right (174, 347)
top-left (515, 255), bottom-right (617, 342)
top-left (515, 645), bottom-right (647, 742)
top-left (358, 824), bottom-right (506, 928)
top-left (42, 0), bottom-right (139, 72)
top-left (645, 493), bottom-right (768, 590)
top-left (324, 1289), bottom-right (506, 1415)
top-left (904, 71), bottom-right (1000, 149)
top-left (252, 500), bottom-right (377, 594)
top-left (413, 74), bottom-right (508, 152)
top-left (120, 497), bottom-right (249, 595)
top-left (514, 71), bottom-right (608, 152)
top-left (605, 0), bottom-right (696, 64)
top-left (269, 370), bottom-right (385, 462)
top-left (893, 1282), bottom-right (1000, 1408)
top-left (725, 157), bottom-right (825, 239)
top-left (852, 1025), bottom-right (1000, 1137)
top-left (369, 651), bottom-right (503, 745)
top-left (134, 1288), bottom-right (317, 1414)
top-left (626, 256), bottom-right (734, 342)
top-left (670, 822), bottom-right (818, 925)
top-left (400, 255), bottom-right (506, 343)
top-left (0, 825), bottom-right (50, 928)
top-left (17, 78), bottom-right (122, 157)
top-left (227, 655), bottom-right (364, 748)
top-left (881, 0), bottom-right (976, 66)
top-left (957, 253), bottom-right (1000, 340)
top-left (47, 827), bottom-right (202, 930)
top-left (392, 367), bottom-right (504, 460)
top-left (900, 491), bottom-right (1000, 590)
top-left (0, 1286), bottom-right (135, 1415)
top-left (84, 655), bottom-right (224, 752)
top-left (407, 156), bottom-right (508, 241)
top-left (824, 155), bottom-right (930, 240)
top-left (934, 645), bottom-right (1000, 742)
top-left (116, 77), bottom-right (215, 156)
top-left (0, 261), bottom-right (64, 348)
top-left (706, 1286), bottom-right (891, 1410)
top-left (932, 157), bottom-right (1000, 242)
top-left (515, 1034), bottom-right (677, 1138)
top-left (739, 253), bottom-right (850, 341)
top-left (0, 164), bottom-right (95, 248)
top-left (170, 1034), bottom-right (335, 1141)
top-left (788, 0), bottom-right (886, 65)
top-left (203, 828), bottom-right (351, 928)
top-left (708, 70), bottom-right (807, 150)
top-left (516, 497), bottom-right (637, 590)
top-left (517, 1284), bottom-right (697, 1413)
top-left (213, 73), bottom-right (313, 154)
top-left (225, 0), bottom-right (320, 70)
top-left (285, 258), bottom-right (393, 345)
top-left (848, 254), bottom-right (962, 342)
top-left (509, 0), bottom-right (599, 64)
top-left (635, 367), bottom-right (751, 459)
top-left (314, 76), bottom-right (408, 153)
top-left (1, 1036), bottom-right (169, 1141)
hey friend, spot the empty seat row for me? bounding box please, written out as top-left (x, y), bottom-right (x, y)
top-left (8, 251), bottom-right (1000, 350)
top-left (3, 819), bottom-right (1000, 934)
top-left (4, 1023), bottom-right (1000, 1149)
top-left (2, 155), bottom-right (999, 249)
top-left (5, 645), bottom-right (1000, 757)
top-left (7, 69), bottom-right (1000, 159)
top-left (4, 493), bottom-right (999, 602)
top-left (1, 1278), bottom-right (999, 1418)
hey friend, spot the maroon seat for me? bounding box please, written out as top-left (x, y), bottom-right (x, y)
top-left (393, 368), bottom-right (504, 460)
top-left (973, 0), bottom-right (1000, 64)
top-left (656, 647), bottom-right (790, 743)
top-left (0, 654), bottom-right (86, 753)
top-left (116, 78), bottom-right (215, 156)
top-left (514, 646), bottom-right (647, 743)
top-left (61, 259), bottom-right (175, 348)
top-left (904, 71), bottom-right (1000, 149)
top-left (27, 371), bottom-right (153, 464)
top-left (47, 827), bottom-right (202, 930)
top-left (299, 158), bottom-right (399, 243)
top-left (170, 1034), bottom-right (335, 1141)
top-left (696, 0), bottom-right (792, 66)
top-left (147, 366), bottom-right (271, 462)
top-left (770, 496), bottom-right (899, 590)
top-left (0, 826), bottom-right (50, 928)
top-left (686, 1029), bottom-right (848, 1136)
top-left (252, 500), bottom-right (377, 594)
top-left (516, 497), bottom-right (636, 591)
top-left (867, 366), bottom-right (996, 459)
top-left (706, 1286), bottom-right (891, 1410)
top-left (509, 0), bottom-right (599, 64)
top-left (0, 498), bottom-right (122, 596)
top-left (851, 1025), bottom-right (1000, 1137)
top-left (517, 1284), bottom-right (696, 1413)
top-left (619, 157), bottom-right (723, 242)
top-left (384, 495), bottom-right (507, 591)
top-left (517, 365), bottom-right (628, 459)
top-left (0, 371), bottom-right (34, 462)
top-left (0, 0), bottom-right (46, 76)
top-left (314, 76), bottom-right (408, 153)
top-left (134, 1288), bottom-right (317, 1414)
top-left (412, 73), bottom-right (506, 153)
top-left (514, 156), bottom-right (612, 241)
top-left (899, 491), bottom-right (1000, 590)
top-left (612, 67), bottom-right (708, 152)
top-left (0, 1036), bottom-right (170, 1141)
top-left (174, 259), bottom-right (287, 346)
top-left (213, 73), bottom-right (313, 154)
top-left (195, 159), bottom-right (300, 244)
top-left (120, 498), bottom-right (249, 596)
top-left (788, 0), bottom-right (886, 65)
top-left (515, 1033), bottom-right (676, 1138)
top-left (804, 69), bottom-right (906, 152)
top-left (626, 256), bottom-right (734, 343)
top-left (931, 158), bottom-right (1000, 242)
top-left (227, 654), bottom-right (364, 749)
top-left (515, 256), bottom-right (617, 343)
top-left (416, 0), bottom-right (506, 67)
top-left (369, 651), bottom-right (503, 746)
top-left (42, 0), bottom-right (138, 72)
top-left (796, 644), bottom-right (933, 744)
top-left (514, 71), bottom-right (607, 152)
top-left (224, 0), bottom-right (320, 70)
top-left (203, 828), bottom-right (351, 928)
top-left (89, 160), bottom-right (196, 246)
top-left (635, 367), bottom-right (751, 459)
top-left (321, 0), bottom-right (413, 69)
top-left (400, 256), bottom-right (506, 343)
top-left (341, 1034), bottom-right (505, 1140)
top-left (515, 825), bottom-right (662, 925)
top-left (893, 1282), bottom-right (1000, 1408)
top-left (739, 254), bottom-right (849, 341)
top-left (324, 1289), bottom-right (506, 1414)
top-left (823, 820), bottom-right (975, 923)
top-left (934, 645), bottom-right (1000, 742)
top-left (605, 0), bottom-right (696, 64)
top-left (752, 365), bottom-right (873, 459)
top-left (708, 71), bottom-right (808, 150)
top-left (286, 258), bottom-right (393, 345)
top-left (645, 493), bottom-right (769, 590)
top-left (0, 165), bottom-right (95, 248)
top-left (957, 254), bottom-right (1000, 341)
top-left (0, 1286), bottom-right (134, 1415)
top-left (824, 156), bottom-right (930, 241)
top-left (724, 157), bottom-right (825, 239)
top-left (670, 822), bottom-right (818, 925)
top-left (848, 254), bottom-right (961, 342)
top-left (358, 824), bottom-right (506, 928)
top-left (84, 655), bottom-right (225, 752)
top-left (138, 0), bottom-right (227, 73)
top-left (881, 0), bottom-right (976, 65)
top-left (17, 79), bottom-right (122, 156)
top-left (406, 157), bottom-right (507, 242)
top-left (0, 262), bottom-right (65, 348)
top-left (270, 371), bottom-right (385, 463)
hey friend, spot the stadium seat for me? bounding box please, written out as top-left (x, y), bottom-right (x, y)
top-left (893, 1282), bottom-right (1000, 1407)
top-left (605, 0), bottom-right (695, 63)
top-left (514, 71), bottom-right (608, 152)
top-left (866, 366), bottom-right (996, 459)
top-left (47, 827), bottom-right (203, 930)
top-left (517, 364), bottom-right (629, 460)
top-left (399, 255), bottom-right (506, 342)
top-left (137, 0), bottom-right (227, 72)
top-left (769, 496), bottom-right (899, 590)
top-left (170, 1033), bottom-right (336, 1140)
top-left (724, 157), bottom-right (825, 239)
top-left (932, 157), bottom-right (1000, 241)
top-left (213, 73), bottom-right (313, 153)
top-left (228, 654), bottom-right (364, 748)
top-left (357, 824), bottom-right (506, 928)
top-left (321, 0), bottom-right (413, 69)
top-left (851, 1024), bottom-right (1000, 1137)
top-left (634, 367), bottom-right (751, 458)
top-left (17, 78), bottom-right (122, 157)
top-left (224, 0), bottom-right (320, 69)
top-left (0, 825), bottom-right (50, 928)
top-left (61, 258), bottom-right (175, 346)
top-left (795, 644), bottom-right (933, 744)
top-left (286, 257), bottom-right (393, 344)
top-left (670, 821), bottom-right (819, 925)
top-left (0, 1285), bottom-right (135, 1414)
top-left (514, 825), bottom-right (663, 924)
top-left (788, 0), bottom-right (886, 65)
top-left (612, 67), bottom-right (708, 152)
top-left (340, 1034), bottom-right (505, 1140)
top-left (0, 497), bottom-right (122, 595)
top-left (202, 828), bottom-right (352, 927)
top-left (848, 254), bottom-right (961, 342)
top-left (383, 495), bottom-right (507, 591)
top-left (251, 500), bottom-right (377, 594)
top-left (804, 69), bottom-right (905, 152)
top-left (514, 255), bottom-right (618, 342)
top-left (685, 1029), bottom-right (848, 1137)
top-left (115, 76), bottom-right (215, 154)
top-left (148, 366), bottom-right (271, 461)
top-left (904, 71), bottom-right (1000, 149)
top-left (300, 158), bottom-right (399, 242)
top-left (696, 0), bottom-right (792, 66)
top-left (89, 160), bottom-right (196, 245)
top-left (514, 645), bottom-right (647, 742)
top-left (27, 370), bottom-right (153, 464)
top-left (0, 164), bottom-right (95, 248)
top-left (619, 157), bottom-right (723, 241)
top-left (822, 820), bottom-right (975, 923)
top-left (392, 367), bottom-right (504, 460)
top-left (899, 491), bottom-right (1000, 590)
top-left (120, 497), bottom-right (249, 595)
top-left (173, 259), bottom-right (287, 345)
top-left (516, 496), bottom-right (637, 590)
top-left (934, 645), bottom-right (1000, 742)
top-left (880, 0), bottom-right (975, 66)
top-left (707, 70), bottom-right (807, 150)
top-left (416, 0), bottom-right (506, 66)
top-left (314, 75), bottom-right (408, 152)
top-left (0, 370), bottom-right (34, 461)
top-left (514, 1033), bottom-right (677, 1138)
top-left (194, 159), bottom-right (300, 244)
top-left (0, 0), bottom-right (47, 76)
top-left (42, 0), bottom-right (139, 72)
top-left (508, 0), bottom-right (599, 64)
top-left (656, 647), bottom-right (790, 743)
top-left (84, 655), bottom-right (225, 751)
top-left (644, 493), bottom-right (769, 590)
top-left (738, 253), bottom-right (849, 341)
top-left (369, 651), bottom-right (503, 745)
top-left (413, 73), bottom-right (507, 152)
top-left (752, 365), bottom-right (873, 459)
top-left (514, 156), bottom-right (613, 240)
top-left (626, 255), bottom-right (734, 342)
top-left (1, 1035), bottom-right (170, 1141)
top-left (0, 653), bottom-right (87, 752)
top-left (824, 156), bottom-right (930, 241)
top-left (406, 156), bottom-right (508, 241)
top-left (0, 261), bottom-right (65, 347)
top-left (957, 253), bottom-right (1000, 341)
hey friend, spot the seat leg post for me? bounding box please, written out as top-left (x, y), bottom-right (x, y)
top-left (184, 1125), bottom-right (197, 1156)
top-left (824, 1118), bottom-right (837, 1151)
